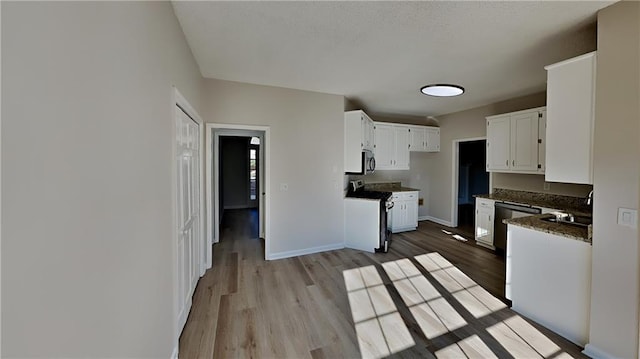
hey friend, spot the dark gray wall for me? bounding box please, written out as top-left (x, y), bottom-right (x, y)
top-left (220, 136), bottom-right (250, 209)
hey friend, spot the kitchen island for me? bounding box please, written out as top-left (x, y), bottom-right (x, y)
top-left (504, 217), bottom-right (592, 347)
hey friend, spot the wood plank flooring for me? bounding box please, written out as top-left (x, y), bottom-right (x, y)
top-left (179, 209), bottom-right (586, 358)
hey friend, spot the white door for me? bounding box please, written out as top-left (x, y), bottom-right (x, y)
top-left (486, 115), bottom-right (511, 171)
top-left (176, 107), bottom-right (200, 332)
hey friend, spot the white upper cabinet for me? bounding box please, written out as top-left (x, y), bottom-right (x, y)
top-left (544, 52), bottom-right (596, 184)
top-left (373, 123), bottom-right (395, 169)
top-left (409, 126), bottom-right (426, 151)
top-left (409, 126), bottom-right (440, 152)
top-left (426, 127), bottom-right (440, 152)
top-left (344, 110), bottom-right (375, 173)
top-left (486, 107), bottom-right (545, 174)
top-left (395, 126), bottom-right (410, 169)
top-left (374, 122), bottom-right (410, 170)
top-left (510, 111), bottom-right (541, 172)
top-left (486, 115), bottom-right (511, 171)
top-left (538, 109), bottom-right (546, 173)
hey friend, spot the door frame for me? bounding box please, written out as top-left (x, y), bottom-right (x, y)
top-left (205, 123), bottom-right (270, 261)
top-left (451, 137), bottom-right (492, 228)
top-left (171, 87), bottom-right (205, 358)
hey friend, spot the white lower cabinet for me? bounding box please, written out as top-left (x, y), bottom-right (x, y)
top-left (390, 191), bottom-right (419, 233)
top-left (474, 198), bottom-right (495, 249)
top-left (506, 225), bottom-right (591, 346)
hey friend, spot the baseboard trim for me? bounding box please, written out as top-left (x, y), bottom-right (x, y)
top-left (267, 242), bottom-right (345, 260)
top-left (420, 216), bottom-right (454, 227)
top-left (170, 343), bottom-right (178, 359)
top-left (583, 343), bottom-right (614, 359)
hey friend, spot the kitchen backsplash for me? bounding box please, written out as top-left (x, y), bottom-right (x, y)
top-left (492, 173), bottom-right (593, 197)
top-left (492, 188), bottom-right (592, 214)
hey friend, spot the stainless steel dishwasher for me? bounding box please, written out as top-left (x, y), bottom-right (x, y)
top-left (494, 202), bottom-right (541, 255)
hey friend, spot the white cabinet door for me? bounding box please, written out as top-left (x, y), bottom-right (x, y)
top-left (487, 109), bottom-right (545, 174)
top-left (538, 110), bottom-right (546, 173)
top-left (475, 198), bottom-right (494, 249)
top-left (406, 198), bottom-right (418, 227)
top-left (390, 192), bottom-right (419, 233)
top-left (486, 115), bottom-right (511, 171)
top-left (409, 126), bottom-right (427, 151)
top-left (510, 111), bottom-right (540, 172)
top-left (409, 126), bottom-right (440, 153)
top-left (545, 52), bottom-right (596, 184)
top-left (374, 124), bottom-right (396, 170)
top-left (508, 226), bottom-right (592, 345)
top-left (391, 200), bottom-right (406, 232)
top-left (361, 113), bottom-right (375, 151)
top-left (426, 127), bottom-right (440, 152)
top-left (395, 126), bottom-right (410, 170)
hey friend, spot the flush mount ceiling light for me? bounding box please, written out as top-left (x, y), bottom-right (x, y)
top-left (420, 84), bottom-right (465, 97)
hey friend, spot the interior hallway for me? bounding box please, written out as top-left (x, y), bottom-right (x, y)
top-left (179, 210), bottom-right (586, 358)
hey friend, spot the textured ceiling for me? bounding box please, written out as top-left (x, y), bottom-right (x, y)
top-left (172, 1), bottom-right (614, 117)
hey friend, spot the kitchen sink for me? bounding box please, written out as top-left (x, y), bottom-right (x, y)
top-left (540, 214), bottom-right (592, 228)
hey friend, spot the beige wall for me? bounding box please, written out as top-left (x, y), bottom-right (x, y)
top-left (2, 2), bottom-right (205, 357)
top-left (586, 1), bottom-right (640, 357)
top-left (203, 79), bottom-right (345, 257)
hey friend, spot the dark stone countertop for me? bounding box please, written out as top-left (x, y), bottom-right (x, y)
top-left (474, 188), bottom-right (592, 216)
top-left (504, 214), bottom-right (592, 244)
top-left (364, 182), bottom-right (420, 193)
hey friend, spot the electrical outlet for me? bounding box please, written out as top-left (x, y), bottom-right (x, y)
top-left (418, 198), bottom-right (424, 206)
top-left (543, 182), bottom-right (551, 191)
top-left (618, 208), bottom-right (637, 228)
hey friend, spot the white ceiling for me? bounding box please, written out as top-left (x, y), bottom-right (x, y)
top-left (172, 1), bottom-right (614, 117)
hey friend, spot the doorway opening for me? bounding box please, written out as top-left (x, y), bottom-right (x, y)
top-left (206, 124), bottom-right (270, 264)
top-left (218, 136), bottom-right (260, 239)
top-left (452, 138), bottom-right (490, 238)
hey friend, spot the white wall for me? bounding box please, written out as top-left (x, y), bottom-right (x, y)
top-left (1, 2), bottom-right (204, 357)
top-left (585, 2), bottom-right (640, 357)
top-left (204, 79), bottom-right (345, 258)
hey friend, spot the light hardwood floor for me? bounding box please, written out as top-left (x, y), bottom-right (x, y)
top-left (179, 209), bottom-right (586, 358)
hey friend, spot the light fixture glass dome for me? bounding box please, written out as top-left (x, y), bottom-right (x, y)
top-left (420, 84), bottom-right (465, 97)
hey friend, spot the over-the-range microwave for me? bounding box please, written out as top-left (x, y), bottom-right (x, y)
top-left (346, 149), bottom-right (375, 175)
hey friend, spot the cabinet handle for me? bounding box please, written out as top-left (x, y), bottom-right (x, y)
top-left (506, 160), bottom-right (508, 166)
top-left (512, 160), bottom-right (515, 166)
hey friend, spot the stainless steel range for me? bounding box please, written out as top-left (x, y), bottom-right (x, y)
top-left (345, 180), bottom-right (393, 253)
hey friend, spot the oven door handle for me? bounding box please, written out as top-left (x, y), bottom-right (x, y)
top-left (386, 202), bottom-right (394, 210)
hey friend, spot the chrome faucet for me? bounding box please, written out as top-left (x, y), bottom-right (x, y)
top-left (585, 190), bottom-right (594, 206)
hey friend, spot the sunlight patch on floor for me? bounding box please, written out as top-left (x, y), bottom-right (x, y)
top-left (343, 265), bottom-right (415, 359)
top-left (382, 259), bottom-right (466, 338)
top-left (345, 253), bottom-right (572, 359)
top-left (415, 253), bottom-right (507, 319)
top-left (435, 334), bottom-right (497, 359)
